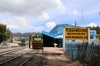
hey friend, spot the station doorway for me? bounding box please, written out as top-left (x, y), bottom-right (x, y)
top-left (43, 34), bottom-right (54, 47)
top-left (43, 34), bottom-right (63, 47)
top-left (55, 39), bottom-right (63, 47)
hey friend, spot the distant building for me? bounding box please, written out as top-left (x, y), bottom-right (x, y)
top-left (13, 37), bottom-right (29, 41)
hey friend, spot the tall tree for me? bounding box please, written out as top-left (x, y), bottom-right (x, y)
top-left (95, 34), bottom-right (100, 39)
top-left (85, 26), bottom-right (100, 34)
top-left (6, 28), bottom-right (12, 39)
top-left (0, 24), bottom-right (7, 43)
top-left (0, 24), bottom-right (12, 43)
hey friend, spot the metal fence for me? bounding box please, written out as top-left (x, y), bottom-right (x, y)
top-left (65, 41), bottom-right (100, 66)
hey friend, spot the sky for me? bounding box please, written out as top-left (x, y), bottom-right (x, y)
top-left (0, 0), bottom-right (100, 33)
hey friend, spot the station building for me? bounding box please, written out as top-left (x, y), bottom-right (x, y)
top-left (42, 24), bottom-right (96, 47)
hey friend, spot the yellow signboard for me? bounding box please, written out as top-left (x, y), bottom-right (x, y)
top-left (65, 28), bottom-right (88, 40)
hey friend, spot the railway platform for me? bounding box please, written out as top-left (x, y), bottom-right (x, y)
top-left (43, 47), bottom-right (64, 55)
top-left (43, 47), bottom-right (85, 66)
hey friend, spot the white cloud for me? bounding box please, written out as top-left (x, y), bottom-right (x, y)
top-left (72, 24), bottom-right (74, 26)
top-left (0, 16), bottom-right (44, 32)
top-left (46, 21), bottom-right (56, 29)
top-left (0, 17), bottom-right (33, 30)
top-left (7, 25), bottom-right (19, 29)
top-left (0, 19), bottom-right (20, 29)
top-left (63, 0), bottom-right (99, 17)
top-left (55, 0), bottom-right (66, 14)
top-left (87, 23), bottom-right (97, 27)
top-left (15, 17), bottom-right (33, 30)
top-left (33, 26), bottom-right (44, 32)
top-left (73, 9), bottom-right (78, 15)
top-left (38, 12), bottom-right (50, 20)
top-left (0, 0), bottom-right (66, 16)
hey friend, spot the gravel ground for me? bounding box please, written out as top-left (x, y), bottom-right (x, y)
top-left (1, 54), bottom-right (32, 66)
top-left (0, 47), bottom-right (31, 64)
top-left (44, 54), bottom-right (87, 66)
top-left (23, 55), bottom-right (46, 66)
top-left (0, 47), bottom-right (86, 66)
top-left (0, 49), bottom-right (44, 66)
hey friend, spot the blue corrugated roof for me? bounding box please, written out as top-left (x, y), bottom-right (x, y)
top-left (42, 31), bottom-right (55, 38)
top-left (49, 24), bottom-right (82, 33)
top-left (42, 31), bottom-right (63, 38)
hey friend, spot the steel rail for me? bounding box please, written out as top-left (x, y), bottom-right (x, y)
top-left (0, 55), bottom-right (22, 65)
top-left (0, 47), bottom-right (26, 56)
top-left (0, 47), bottom-right (21, 53)
top-left (19, 49), bottom-right (40, 66)
top-left (0, 50), bottom-right (32, 65)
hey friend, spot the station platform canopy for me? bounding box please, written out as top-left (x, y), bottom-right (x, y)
top-left (42, 31), bottom-right (63, 39)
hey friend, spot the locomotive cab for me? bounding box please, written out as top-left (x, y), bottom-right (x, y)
top-left (32, 35), bottom-right (43, 49)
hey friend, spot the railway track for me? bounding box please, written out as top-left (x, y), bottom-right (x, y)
top-left (0, 47), bottom-right (27, 64)
top-left (0, 47), bottom-right (26, 56)
top-left (0, 47), bottom-right (23, 53)
top-left (20, 49), bottom-right (45, 66)
top-left (19, 49), bottom-right (39, 66)
top-left (0, 49), bottom-right (45, 66)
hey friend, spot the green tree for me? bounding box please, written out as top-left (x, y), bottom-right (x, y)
top-left (85, 26), bottom-right (100, 34)
top-left (95, 34), bottom-right (100, 39)
top-left (6, 28), bottom-right (12, 39)
top-left (0, 24), bottom-right (7, 43)
top-left (0, 24), bottom-right (12, 43)
top-left (6, 28), bottom-right (13, 43)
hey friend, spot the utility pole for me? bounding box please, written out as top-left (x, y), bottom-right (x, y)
top-left (75, 21), bottom-right (77, 27)
top-left (82, 3), bottom-right (84, 27)
top-left (99, 12), bottom-right (100, 15)
top-left (99, 0), bottom-right (100, 15)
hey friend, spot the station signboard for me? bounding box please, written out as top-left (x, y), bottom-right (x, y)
top-left (65, 28), bottom-right (88, 40)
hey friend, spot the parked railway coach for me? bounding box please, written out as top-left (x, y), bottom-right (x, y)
top-left (32, 35), bottom-right (43, 49)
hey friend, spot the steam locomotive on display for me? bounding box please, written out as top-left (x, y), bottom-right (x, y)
top-left (29, 34), bottom-right (43, 49)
